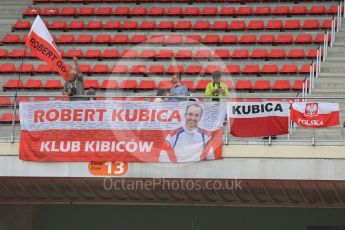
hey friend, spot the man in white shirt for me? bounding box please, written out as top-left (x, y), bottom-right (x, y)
top-left (159, 104), bottom-right (215, 162)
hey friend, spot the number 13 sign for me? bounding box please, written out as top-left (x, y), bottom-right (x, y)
top-left (88, 162), bottom-right (128, 176)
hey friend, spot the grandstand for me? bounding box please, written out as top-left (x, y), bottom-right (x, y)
top-left (0, 0), bottom-right (345, 229)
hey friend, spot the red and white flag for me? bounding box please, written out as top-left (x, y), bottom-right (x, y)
top-left (227, 102), bottom-right (290, 137)
top-left (290, 102), bottom-right (340, 128)
top-left (25, 15), bottom-right (68, 80)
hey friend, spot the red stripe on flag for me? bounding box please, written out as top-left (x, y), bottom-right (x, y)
top-left (230, 116), bottom-right (289, 137)
top-left (290, 110), bottom-right (339, 128)
top-left (25, 31), bottom-right (68, 80)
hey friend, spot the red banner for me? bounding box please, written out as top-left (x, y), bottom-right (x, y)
top-left (19, 101), bottom-right (226, 162)
top-left (290, 102), bottom-right (340, 128)
top-left (25, 15), bottom-right (68, 80)
top-left (228, 102), bottom-right (290, 137)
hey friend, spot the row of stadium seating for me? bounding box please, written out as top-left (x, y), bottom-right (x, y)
top-left (13, 19), bottom-right (334, 30)
top-left (2, 33), bottom-right (330, 44)
top-left (0, 48), bottom-right (321, 59)
top-left (2, 79), bottom-right (307, 90)
top-left (23, 5), bottom-right (339, 16)
top-left (0, 63), bottom-right (314, 74)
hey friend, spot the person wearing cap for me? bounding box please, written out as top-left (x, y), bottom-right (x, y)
top-left (204, 71), bottom-right (229, 102)
top-left (167, 74), bottom-right (189, 102)
top-left (62, 56), bottom-right (85, 101)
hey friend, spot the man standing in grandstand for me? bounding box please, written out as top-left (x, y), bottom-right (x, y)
top-left (167, 74), bottom-right (189, 102)
top-left (204, 71), bottom-right (229, 102)
top-left (62, 56), bottom-right (85, 101)
top-left (159, 104), bottom-right (215, 162)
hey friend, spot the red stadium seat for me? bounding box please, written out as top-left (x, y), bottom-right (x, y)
top-left (120, 80), bottom-right (137, 89)
top-left (201, 7), bottom-right (218, 15)
top-left (9, 49), bottom-right (25, 58)
top-left (68, 21), bottom-right (85, 30)
top-left (49, 21), bottom-right (67, 30)
top-left (138, 80), bottom-right (156, 90)
top-left (309, 5), bottom-right (326, 15)
top-left (292, 80), bottom-right (306, 90)
top-left (185, 65), bottom-right (203, 74)
top-left (122, 20), bottom-right (138, 30)
top-left (44, 80), bottom-right (63, 89)
top-left (235, 80), bottom-right (252, 90)
top-left (42, 7), bottom-right (59, 16)
top-left (291, 5), bottom-right (308, 15)
top-left (166, 35), bottom-right (183, 44)
top-left (273, 80), bottom-right (290, 90)
top-left (95, 35), bottom-right (111, 44)
top-left (273, 5), bottom-right (289, 15)
top-left (2, 34), bottom-right (21, 43)
top-left (149, 7), bottom-right (165, 16)
top-left (258, 34), bottom-right (275, 44)
top-left (255, 6), bottom-right (271, 15)
top-left (111, 65), bottom-right (128, 73)
top-left (253, 80), bottom-right (271, 90)
top-left (183, 7), bottom-right (199, 16)
top-left (33, 97), bottom-right (50, 102)
top-left (100, 80), bottom-right (119, 89)
top-left (266, 20), bottom-right (283, 30)
top-left (96, 7), bottom-right (112, 15)
top-left (65, 49), bottom-right (83, 58)
top-left (224, 65), bottom-right (240, 74)
top-left (0, 97), bottom-right (12, 106)
top-left (157, 80), bottom-right (172, 90)
top-left (156, 50), bottom-right (173, 59)
top-left (182, 80), bottom-right (194, 89)
top-left (103, 49), bottom-right (120, 59)
top-left (0, 64), bottom-right (16, 73)
top-left (0, 113), bottom-right (19, 124)
top-left (284, 20), bottom-right (301, 30)
top-left (269, 49), bottom-right (286, 59)
top-left (251, 49), bottom-right (268, 59)
top-left (185, 35), bottom-right (202, 43)
top-left (13, 20), bottom-right (31, 30)
top-left (140, 21), bottom-right (157, 30)
top-left (237, 6), bottom-right (253, 15)
top-left (167, 7), bottom-right (182, 16)
top-left (242, 65), bottom-right (260, 74)
top-left (280, 64), bottom-right (298, 74)
top-left (76, 35), bottom-right (93, 43)
top-left (194, 50), bottom-right (211, 59)
top-left (130, 65), bottom-right (147, 74)
top-left (219, 7), bottom-right (236, 16)
top-left (204, 65), bottom-right (221, 74)
top-left (60, 7), bottom-right (77, 16)
top-left (166, 65), bottom-right (184, 74)
top-left (213, 50), bottom-right (230, 59)
top-left (303, 20), bottom-right (320, 29)
top-left (314, 34), bottom-right (331, 44)
top-left (328, 5), bottom-right (338, 15)
top-left (24, 79), bottom-right (42, 89)
top-left (85, 21), bottom-right (103, 29)
top-left (36, 64), bottom-right (53, 74)
top-left (23, 7), bottom-right (40, 17)
top-left (229, 20), bottom-right (246, 30)
top-left (85, 50), bottom-right (101, 59)
top-left (159, 21), bottom-right (175, 30)
top-left (193, 21), bottom-right (210, 30)
top-left (300, 64), bottom-right (313, 74)
top-left (104, 21), bottom-right (121, 30)
top-left (122, 50), bottom-right (138, 58)
top-left (78, 7), bottom-right (95, 16)
top-left (261, 64), bottom-right (278, 74)
top-left (149, 65), bottom-right (165, 74)
top-left (294, 34), bottom-right (313, 44)
top-left (203, 34), bottom-right (220, 44)
top-left (212, 21), bottom-right (228, 30)
top-left (148, 35), bottom-right (165, 43)
top-left (176, 20), bottom-right (192, 30)
top-left (130, 7), bottom-right (147, 16)
top-left (306, 49), bottom-right (320, 59)
top-left (248, 20), bottom-right (264, 30)
top-left (3, 79), bottom-right (23, 90)
top-left (0, 49), bottom-right (8, 58)
top-left (114, 7), bottom-right (129, 16)
top-left (140, 50), bottom-right (156, 59)
top-left (92, 64), bottom-right (110, 74)
top-left (176, 50), bottom-right (192, 59)
top-left (321, 19), bottom-right (332, 29)
top-left (79, 64), bottom-right (92, 74)
top-left (232, 49), bottom-right (249, 59)
top-left (84, 80), bottom-right (100, 89)
top-left (129, 35), bottom-right (147, 44)
top-left (275, 34), bottom-right (293, 44)
top-left (18, 64), bottom-right (34, 74)
top-left (287, 49), bottom-right (305, 59)
top-left (195, 80), bottom-right (212, 90)
top-left (239, 35), bottom-right (256, 44)
top-left (111, 35), bottom-right (129, 44)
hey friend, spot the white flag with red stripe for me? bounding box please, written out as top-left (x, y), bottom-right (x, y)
top-left (290, 102), bottom-right (340, 128)
top-left (25, 15), bottom-right (68, 80)
top-left (227, 102), bottom-right (290, 137)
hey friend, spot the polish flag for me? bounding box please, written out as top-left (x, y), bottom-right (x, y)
top-left (25, 15), bottom-right (68, 80)
top-left (290, 102), bottom-right (340, 128)
top-left (228, 102), bottom-right (290, 137)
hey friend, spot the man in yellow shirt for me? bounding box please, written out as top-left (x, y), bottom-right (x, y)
top-left (205, 71), bottom-right (229, 101)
